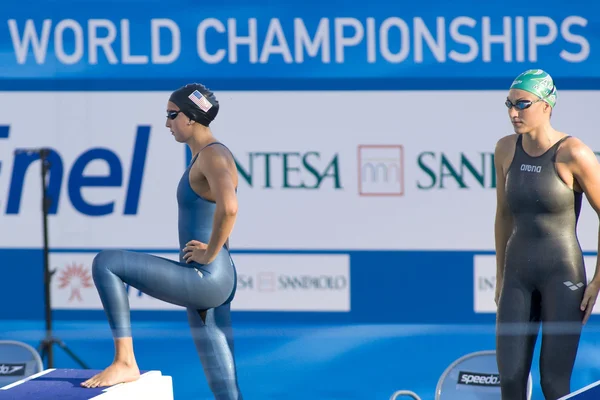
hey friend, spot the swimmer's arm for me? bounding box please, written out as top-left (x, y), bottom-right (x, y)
top-left (494, 138), bottom-right (513, 289)
top-left (569, 142), bottom-right (600, 283)
top-left (198, 149), bottom-right (238, 262)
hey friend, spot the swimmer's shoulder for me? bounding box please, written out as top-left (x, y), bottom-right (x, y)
top-left (494, 134), bottom-right (519, 163)
top-left (201, 142), bottom-right (235, 163)
top-left (195, 142), bottom-right (237, 174)
top-left (555, 134), bottom-right (596, 167)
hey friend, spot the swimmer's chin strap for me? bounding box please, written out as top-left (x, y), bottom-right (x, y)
top-left (169, 83), bottom-right (219, 127)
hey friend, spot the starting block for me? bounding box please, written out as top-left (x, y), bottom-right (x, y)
top-left (0, 368), bottom-right (173, 400)
top-left (559, 381), bottom-right (600, 399)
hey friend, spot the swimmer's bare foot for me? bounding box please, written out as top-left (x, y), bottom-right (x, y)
top-left (80, 360), bottom-right (140, 388)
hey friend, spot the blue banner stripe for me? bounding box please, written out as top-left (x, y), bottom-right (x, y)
top-left (1, 78), bottom-right (599, 91)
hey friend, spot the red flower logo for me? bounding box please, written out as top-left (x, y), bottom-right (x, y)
top-left (58, 263), bottom-right (93, 302)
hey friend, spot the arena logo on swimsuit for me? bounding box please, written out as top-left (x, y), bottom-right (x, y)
top-left (520, 163), bottom-right (542, 173)
top-left (0, 125), bottom-right (150, 216)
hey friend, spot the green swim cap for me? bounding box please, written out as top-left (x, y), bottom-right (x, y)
top-left (509, 69), bottom-right (557, 108)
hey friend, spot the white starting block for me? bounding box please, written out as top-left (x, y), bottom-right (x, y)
top-left (0, 368), bottom-right (173, 399)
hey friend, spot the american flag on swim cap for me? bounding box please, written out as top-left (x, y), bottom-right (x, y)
top-left (188, 90), bottom-right (213, 112)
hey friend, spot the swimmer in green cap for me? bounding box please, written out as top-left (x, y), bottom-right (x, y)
top-left (508, 68), bottom-right (558, 109)
top-left (493, 69), bottom-right (600, 399)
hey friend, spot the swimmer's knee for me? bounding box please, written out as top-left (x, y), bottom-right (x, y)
top-left (92, 249), bottom-right (123, 275)
top-left (499, 369), bottom-right (529, 395)
top-left (541, 380), bottom-right (568, 400)
top-left (540, 371), bottom-right (570, 399)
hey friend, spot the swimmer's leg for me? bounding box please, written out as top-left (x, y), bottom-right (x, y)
top-left (539, 276), bottom-right (585, 400)
top-left (82, 249), bottom-right (234, 388)
top-left (187, 303), bottom-right (243, 400)
top-left (496, 279), bottom-right (541, 400)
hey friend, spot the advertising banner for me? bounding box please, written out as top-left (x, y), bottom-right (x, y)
top-left (49, 251), bottom-right (351, 312)
top-left (2, 1), bottom-right (598, 324)
top-left (1, 90), bottom-right (599, 252)
top-left (0, 0), bottom-right (598, 89)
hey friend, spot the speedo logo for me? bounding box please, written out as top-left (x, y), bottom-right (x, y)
top-left (457, 371), bottom-right (501, 386)
top-left (520, 164), bottom-right (542, 173)
top-left (0, 363), bottom-right (26, 376)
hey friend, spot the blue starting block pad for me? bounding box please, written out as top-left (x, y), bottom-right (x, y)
top-left (559, 380), bottom-right (600, 399)
top-left (0, 368), bottom-right (173, 400)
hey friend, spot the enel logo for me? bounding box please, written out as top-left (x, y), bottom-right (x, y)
top-left (0, 125), bottom-right (150, 216)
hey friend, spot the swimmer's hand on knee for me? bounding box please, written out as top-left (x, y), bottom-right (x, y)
top-left (183, 240), bottom-right (214, 265)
